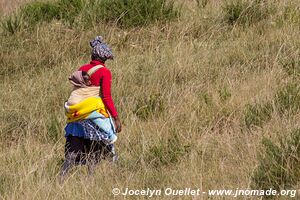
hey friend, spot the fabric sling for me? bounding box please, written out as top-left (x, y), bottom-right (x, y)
top-left (87, 65), bottom-right (104, 77)
top-left (65, 64), bottom-right (112, 121)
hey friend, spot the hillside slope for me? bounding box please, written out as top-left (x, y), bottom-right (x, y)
top-left (0, 0), bottom-right (300, 199)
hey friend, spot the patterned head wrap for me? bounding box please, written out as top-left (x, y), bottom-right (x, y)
top-left (90, 36), bottom-right (114, 62)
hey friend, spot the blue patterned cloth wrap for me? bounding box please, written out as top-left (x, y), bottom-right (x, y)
top-left (87, 111), bottom-right (117, 142)
top-left (90, 36), bottom-right (114, 61)
top-left (65, 112), bottom-right (117, 144)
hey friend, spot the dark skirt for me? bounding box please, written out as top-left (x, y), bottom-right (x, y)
top-left (64, 119), bottom-right (117, 164)
top-left (65, 135), bottom-right (116, 165)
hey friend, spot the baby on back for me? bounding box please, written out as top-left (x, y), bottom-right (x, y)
top-left (67, 71), bottom-right (99, 105)
top-left (65, 69), bottom-right (117, 144)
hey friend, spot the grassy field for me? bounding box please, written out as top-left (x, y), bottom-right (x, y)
top-left (0, 0), bottom-right (300, 199)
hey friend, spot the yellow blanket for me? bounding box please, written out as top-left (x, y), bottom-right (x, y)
top-left (65, 97), bottom-right (109, 122)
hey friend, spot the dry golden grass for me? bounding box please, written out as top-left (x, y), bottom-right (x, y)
top-left (0, 0), bottom-right (32, 15)
top-left (0, 0), bottom-right (300, 199)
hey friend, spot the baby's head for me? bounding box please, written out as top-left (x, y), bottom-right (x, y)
top-left (69, 70), bottom-right (92, 88)
top-left (82, 71), bottom-right (92, 86)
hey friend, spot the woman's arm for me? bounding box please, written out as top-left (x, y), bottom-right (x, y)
top-left (100, 68), bottom-right (122, 132)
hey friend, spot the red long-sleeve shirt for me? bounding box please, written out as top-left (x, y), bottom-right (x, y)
top-left (79, 60), bottom-right (118, 117)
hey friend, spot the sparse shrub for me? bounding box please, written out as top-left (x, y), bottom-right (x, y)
top-left (146, 130), bottom-right (191, 167)
top-left (202, 92), bottom-right (213, 106)
top-left (222, 0), bottom-right (269, 26)
top-left (244, 102), bottom-right (273, 128)
top-left (218, 86), bottom-right (231, 102)
top-left (281, 57), bottom-right (300, 76)
top-left (223, 0), bottom-right (244, 25)
top-left (275, 83), bottom-right (300, 115)
top-left (134, 93), bottom-right (165, 120)
top-left (1, 0), bottom-right (179, 33)
top-left (283, 5), bottom-right (300, 24)
top-left (94, 0), bottom-right (179, 27)
top-left (196, 0), bottom-right (209, 8)
top-left (21, 1), bottom-right (61, 26)
top-left (252, 128), bottom-right (300, 191)
top-left (46, 115), bottom-right (61, 142)
top-left (58, 0), bottom-right (84, 25)
top-left (21, 0), bottom-right (84, 26)
top-left (1, 14), bottom-right (22, 34)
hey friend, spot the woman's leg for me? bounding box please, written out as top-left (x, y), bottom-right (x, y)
top-left (85, 139), bottom-right (103, 175)
top-left (60, 136), bottom-right (85, 180)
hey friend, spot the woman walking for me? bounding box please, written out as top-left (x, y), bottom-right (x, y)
top-left (60, 36), bottom-right (122, 180)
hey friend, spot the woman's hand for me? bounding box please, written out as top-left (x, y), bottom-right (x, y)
top-left (113, 116), bottom-right (122, 133)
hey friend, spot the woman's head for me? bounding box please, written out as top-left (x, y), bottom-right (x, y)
top-left (90, 36), bottom-right (114, 63)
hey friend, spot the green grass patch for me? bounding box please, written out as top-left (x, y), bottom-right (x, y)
top-left (244, 102), bottom-right (273, 129)
top-left (1, 14), bottom-right (22, 35)
top-left (218, 86), bottom-right (231, 102)
top-left (195, 0), bottom-right (209, 8)
top-left (222, 0), bottom-right (270, 26)
top-left (58, 0), bottom-right (85, 25)
top-left (275, 83), bottom-right (300, 115)
top-left (46, 115), bottom-right (62, 143)
top-left (276, 4), bottom-right (300, 26)
top-left (21, 0), bottom-right (85, 26)
top-left (281, 56), bottom-right (300, 77)
top-left (146, 130), bottom-right (191, 167)
top-left (134, 93), bottom-right (165, 120)
top-left (252, 128), bottom-right (300, 192)
top-left (94, 0), bottom-right (179, 27)
top-left (1, 0), bottom-right (179, 34)
top-left (21, 1), bottom-right (61, 26)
